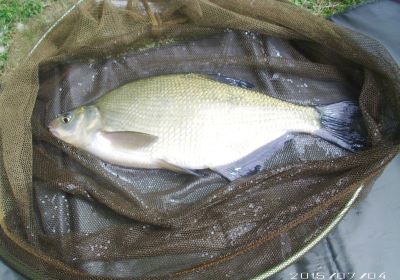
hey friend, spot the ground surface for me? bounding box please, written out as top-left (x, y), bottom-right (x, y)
top-left (0, 0), bottom-right (52, 71)
top-left (0, 0), bottom-right (368, 73)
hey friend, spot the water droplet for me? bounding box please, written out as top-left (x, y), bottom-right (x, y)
top-left (271, 73), bottom-right (280, 80)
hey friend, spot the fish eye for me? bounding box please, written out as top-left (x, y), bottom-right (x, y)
top-left (62, 113), bottom-right (72, 124)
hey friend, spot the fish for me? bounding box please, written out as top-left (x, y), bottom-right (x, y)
top-left (48, 74), bottom-right (364, 180)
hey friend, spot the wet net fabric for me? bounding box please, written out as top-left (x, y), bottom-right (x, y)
top-left (0, 0), bottom-right (399, 279)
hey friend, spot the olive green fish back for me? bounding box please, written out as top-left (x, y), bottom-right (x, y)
top-left (0, 0), bottom-right (399, 280)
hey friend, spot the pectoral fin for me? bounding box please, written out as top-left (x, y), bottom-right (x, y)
top-left (101, 131), bottom-right (158, 150)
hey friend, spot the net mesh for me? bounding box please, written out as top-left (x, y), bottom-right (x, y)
top-left (0, 0), bottom-right (399, 279)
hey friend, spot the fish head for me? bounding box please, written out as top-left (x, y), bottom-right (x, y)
top-left (48, 105), bottom-right (102, 147)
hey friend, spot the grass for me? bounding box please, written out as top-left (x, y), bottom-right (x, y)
top-left (0, 0), bottom-right (49, 71)
top-left (289, 0), bottom-right (368, 17)
top-left (0, 0), bottom-right (368, 73)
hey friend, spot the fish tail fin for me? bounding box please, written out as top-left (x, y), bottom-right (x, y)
top-left (316, 101), bottom-right (366, 151)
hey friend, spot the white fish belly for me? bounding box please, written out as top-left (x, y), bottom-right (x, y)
top-left (87, 132), bottom-right (159, 168)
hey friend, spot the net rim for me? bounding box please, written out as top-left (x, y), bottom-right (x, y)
top-left (252, 184), bottom-right (364, 280)
top-left (4, 0), bottom-right (370, 279)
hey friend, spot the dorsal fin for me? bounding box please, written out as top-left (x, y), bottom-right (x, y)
top-left (207, 73), bottom-right (255, 89)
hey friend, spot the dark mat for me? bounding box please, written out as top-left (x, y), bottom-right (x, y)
top-left (331, 0), bottom-right (400, 64)
top-left (270, 1), bottom-right (400, 279)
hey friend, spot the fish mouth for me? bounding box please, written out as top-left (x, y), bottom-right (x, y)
top-left (48, 125), bottom-right (60, 138)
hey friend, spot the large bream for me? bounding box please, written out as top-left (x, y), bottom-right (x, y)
top-left (49, 74), bottom-right (363, 180)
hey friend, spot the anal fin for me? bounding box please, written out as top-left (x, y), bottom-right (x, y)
top-left (211, 133), bottom-right (295, 181)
